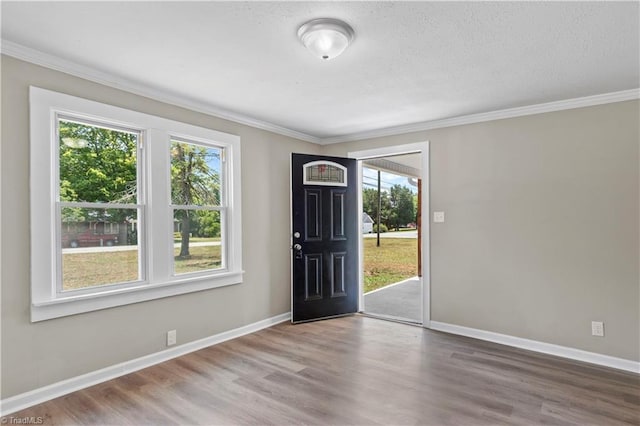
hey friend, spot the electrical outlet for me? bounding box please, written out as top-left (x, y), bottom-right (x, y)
top-left (591, 321), bottom-right (604, 337)
top-left (167, 329), bottom-right (177, 346)
top-left (433, 211), bottom-right (445, 223)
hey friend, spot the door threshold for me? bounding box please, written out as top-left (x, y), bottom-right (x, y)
top-left (292, 312), bottom-right (356, 324)
top-left (358, 312), bottom-right (422, 327)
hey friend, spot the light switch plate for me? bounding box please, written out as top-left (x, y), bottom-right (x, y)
top-left (433, 211), bottom-right (445, 223)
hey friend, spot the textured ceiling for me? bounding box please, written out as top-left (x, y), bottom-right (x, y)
top-left (2, 2), bottom-right (639, 141)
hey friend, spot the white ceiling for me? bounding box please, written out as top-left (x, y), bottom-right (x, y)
top-left (2, 2), bottom-right (639, 143)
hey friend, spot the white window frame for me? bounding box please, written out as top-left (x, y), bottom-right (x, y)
top-left (55, 115), bottom-right (145, 296)
top-left (169, 137), bottom-right (227, 277)
top-left (30, 87), bottom-right (243, 322)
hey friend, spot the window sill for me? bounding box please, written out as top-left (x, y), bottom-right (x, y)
top-left (31, 270), bottom-right (244, 322)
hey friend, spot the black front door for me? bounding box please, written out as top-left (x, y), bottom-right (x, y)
top-left (291, 153), bottom-right (358, 323)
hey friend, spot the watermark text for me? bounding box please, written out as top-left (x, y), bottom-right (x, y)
top-left (1, 417), bottom-right (44, 425)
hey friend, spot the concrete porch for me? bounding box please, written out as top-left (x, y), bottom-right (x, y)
top-left (362, 276), bottom-right (421, 323)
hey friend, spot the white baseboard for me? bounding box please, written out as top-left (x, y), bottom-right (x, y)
top-left (0, 312), bottom-right (291, 416)
top-left (429, 321), bottom-right (640, 374)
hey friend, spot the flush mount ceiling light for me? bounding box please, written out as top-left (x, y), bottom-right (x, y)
top-left (297, 18), bottom-right (355, 60)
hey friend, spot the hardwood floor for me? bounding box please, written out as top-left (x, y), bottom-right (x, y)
top-left (3, 315), bottom-right (639, 425)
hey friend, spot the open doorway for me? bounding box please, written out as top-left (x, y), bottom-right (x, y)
top-left (361, 153), bottom-right (422, 323)
top-left (349, 142), bottom-right (430, 327)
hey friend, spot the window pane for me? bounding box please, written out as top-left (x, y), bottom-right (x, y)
top-left (304, 162), bottom-right (346, 186)
top-left (171, 140), bottom-right (221, 206)
top-left (61, 207), bottom-right (140, 290)
top-left (59, 119), bottom-right (138, 203)
top-left (307, 164), bottom-right (343, 183)
top-left (173, 209), bottom-right (222, 274)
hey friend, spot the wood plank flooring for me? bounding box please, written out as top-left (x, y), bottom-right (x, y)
top-left (3, 315), bottom-right (639, 425)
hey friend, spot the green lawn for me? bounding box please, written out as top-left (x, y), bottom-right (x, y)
top-left (174, 245), bottom-right (222, 274)
top-left (363, 238), bottom-right (417, 293)
top-left (62, 250), bottom-right (139, 290)
top-left (62, 245), bottom-right (221, 290)
top-left (62, 237), bottom-right (417, 293)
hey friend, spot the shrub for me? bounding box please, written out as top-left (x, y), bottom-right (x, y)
top-left (373, 224), bottom-right (388, 233)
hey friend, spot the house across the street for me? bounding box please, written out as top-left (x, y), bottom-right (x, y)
top-left (362, 212), bottom-right (374, 233)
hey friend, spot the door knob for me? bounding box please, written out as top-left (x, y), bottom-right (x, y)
top-left (293, 243), bottom-right (303, 260)
top-left (293, 244), bottom-right (302, 250)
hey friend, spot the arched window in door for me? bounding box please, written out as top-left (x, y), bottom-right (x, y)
top-left (303, 161), bottom-right (347, 187)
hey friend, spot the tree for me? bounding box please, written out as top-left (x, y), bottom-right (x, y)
top-left (59, 121), bottom-right (220, 255)
top-left (389, 184), bottom-right (414, 230)
top-left (59, 120), bottom-right (137, 204)
top-left (58, 120), bottom-right (137, 225)
top-left (196, 210), bottom-right (221, 238)
top-left (171, 141), bottom-right (220, 257)
top-left (362, 187), bottom-right (392, 228)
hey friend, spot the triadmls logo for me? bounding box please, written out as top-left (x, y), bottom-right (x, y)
top-left (1, 417), bottom-right (45, 425)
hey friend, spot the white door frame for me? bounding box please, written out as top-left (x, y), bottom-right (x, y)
top-left (348, 141), bottom-right (431, 327)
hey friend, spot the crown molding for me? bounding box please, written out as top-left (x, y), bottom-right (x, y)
top-left (320, 88), bottom-right (640, 145)
top-left (1, 40), bottom-right (321, 144)
top-left (3, 40), bottom-right (638, 147)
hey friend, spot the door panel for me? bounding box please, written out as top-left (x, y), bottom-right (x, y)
top-left (291, 153), bottom-right (358, 323)
top-left (330, 190), bottom-right (346, 240)
top-left (304, 254), bottom-right (323, 301)
top-left (330, 252), bottom-right (347, 297)
top-left (304, 189), bottom-right (322, 241)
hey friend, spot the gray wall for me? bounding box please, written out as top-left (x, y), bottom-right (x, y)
top-left (2, 54), bottom-right (638, 400)
top-left (323, 101), bottom-right (640, 362)
top-left (0, 56), bottom-right (320, 398)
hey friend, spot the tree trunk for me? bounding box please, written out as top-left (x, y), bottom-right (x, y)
top-left (176, 143), bottom-right (193, 257)
top-left (377, 170), bottom-right (381, 247)
top-left (180, 211), bottom-right (191, 257)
